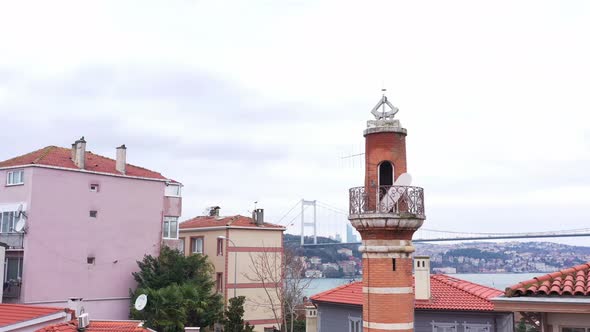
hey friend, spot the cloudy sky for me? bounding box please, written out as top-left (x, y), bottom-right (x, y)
top-left (1, 1), bottom-right (589, 244)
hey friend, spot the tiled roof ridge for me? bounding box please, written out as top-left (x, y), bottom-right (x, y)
top-left (39, 321), bottom-right (76, 331)
top-left (36, 319), bottom-right (146, 332)
top-left (432, 274), bottom-right (501, 300)
top-left (506, 262), bottom-right (590, 297)
top-left (310, 281), bottom-right (360, 301)
top-left (0, 145), bottom-right (55, 167)
top-left (226, 215), bottom-right (242, 226)
top-left (82, 148), bottom-right (167, 177)
top-left (0, 303), bottom-right (67, 311)
top-left (180, 214), bottom-right (285, 229)
top-left (0, 145), bottom-right (171, 181)
top-left (32, 146), bottom-right (58, 164)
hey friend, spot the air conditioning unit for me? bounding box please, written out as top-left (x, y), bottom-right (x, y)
top-left (78, 313), bottom-right (90, 328)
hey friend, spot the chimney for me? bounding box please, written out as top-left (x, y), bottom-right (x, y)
top-left (74, 137), bottom-right (86, 169)
top-left (414, 256), bottom-right (431, 300)
top-left (253, 208), bottom-right (264, 226)
top-left (116, 144), bottom-right (127, 174)
top-left (209, 206), bottom-right (220, 217)
top-left (71, 143), bottom-right (76, 163)
top-left (67, 297), bottom-right (85, 317)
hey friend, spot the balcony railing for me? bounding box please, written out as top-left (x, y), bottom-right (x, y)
top-left (349, 185), bottom-right (425, 216)
top-left (2, 280), bottom-right (22, 299)
top-left (0, 233), bottom-right (24, 249)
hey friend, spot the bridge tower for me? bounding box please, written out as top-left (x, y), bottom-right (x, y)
top-left (348, 92), bottom-right (426, 332)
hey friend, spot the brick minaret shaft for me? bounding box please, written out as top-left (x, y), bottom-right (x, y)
top-left (349, 98), bottom-right (426, 332)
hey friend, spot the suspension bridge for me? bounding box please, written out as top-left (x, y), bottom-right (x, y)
top-left (275, 199), bottom-right (590, 246)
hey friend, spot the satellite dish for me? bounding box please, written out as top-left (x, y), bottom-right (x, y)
top-left (15, 219), bottom-right (25, 232)
top-left (134, 294), bottom-right (147, 311)
top-left (394, 173), bottom-right (412, 186)
top-left (379, 173), bottom-right (414, 211)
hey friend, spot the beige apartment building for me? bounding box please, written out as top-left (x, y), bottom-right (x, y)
top-left (179, 207), bottom-right (285, 332)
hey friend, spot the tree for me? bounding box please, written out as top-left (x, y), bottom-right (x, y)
top-left (224, 296), bottom-right (255, 332)
top-left (244, 247), bottom-right (313, 332)
top-left (130, 246), bottom-right (224, 332)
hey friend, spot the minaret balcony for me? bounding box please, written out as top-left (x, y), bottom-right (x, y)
top-left (349, 185), bottom-right (425, 218)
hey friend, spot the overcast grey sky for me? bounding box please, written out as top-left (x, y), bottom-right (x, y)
top-left (1, 1), bottom-right (589, 244)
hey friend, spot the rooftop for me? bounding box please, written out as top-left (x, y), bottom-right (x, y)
top-left (37, 320), bottom-right (149, 332)
top-left (506, 262), bottom-right (590, 297)
top-left (0, 304), bottom-right (69, 327)
top-left (180, 215), bottom-right (285, 230)
top-left (311, 274), bottom-right (502, 311)
top-left (0, 146), bottom-right (174, 181)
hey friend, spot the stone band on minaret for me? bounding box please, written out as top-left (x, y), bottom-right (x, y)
top-left (348, 95), bottom-right (425, 332)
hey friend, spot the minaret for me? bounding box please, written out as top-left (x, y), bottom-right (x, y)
top-left (348, 92), bottom-right (426, 332)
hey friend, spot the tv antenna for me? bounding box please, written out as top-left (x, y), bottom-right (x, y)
top-left (17, 204), bottom-right (27, 219)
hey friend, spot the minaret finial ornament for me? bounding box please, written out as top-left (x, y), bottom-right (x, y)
top-left (370, 89), bottom-right (399, 120)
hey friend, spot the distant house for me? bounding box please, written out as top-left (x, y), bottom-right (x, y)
top-left (0, 304), bottom-right (72, 332)
top-left (179, 208), bottom-right (285, 332)
top-left (305, 270), bottom-right (323, 278)
top-left (337, 248), bottom-right (353, 257)
top-left (493, 262), bottom-right (590, 332)
top-left (308, 258), bottom-right (513, 332)
top-left (310, 256), bottom-right (322, 265)
top-left (433, 267), bottom-right (457, 274)
top-left (0, 138), bottom-right (182, 318)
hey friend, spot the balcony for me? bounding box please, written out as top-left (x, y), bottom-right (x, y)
top-left (0, 233), bottom-right (24, 249)
top-left (2, 280), bottom-right (21, 299)
top-left (349, 185), bottom-right (425, 217)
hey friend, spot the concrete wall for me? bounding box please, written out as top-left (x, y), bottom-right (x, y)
top-left (547, 313), bottom-right (590, 332)
top-left (316, 302), bottom-right (513, 332)
top-left (0, 246), bottom-right (4, 301)
top-left (0, 166), bottom-right (178, 319)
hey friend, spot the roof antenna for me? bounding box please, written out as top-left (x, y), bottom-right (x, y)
top-left (381, 88), bottom-right (387, 118)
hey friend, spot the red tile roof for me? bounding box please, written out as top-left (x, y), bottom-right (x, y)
top-left (506, 262), bottom-right (590, 297)
top-left (37, 320), bottom-right (149, 332)
top-left (0, 304), bottom-right (68, 327)
top-left (311, 274), bottom-right (503, 311)
top-left (180, 215), bottom-right (285, 230)
top-left (0, 146), bottom-right (173, 181)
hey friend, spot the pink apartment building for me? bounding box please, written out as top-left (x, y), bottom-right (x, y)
top-left (0, 137), bottom-right (182, 319)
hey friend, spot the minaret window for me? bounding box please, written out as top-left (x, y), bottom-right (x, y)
top-left (378, 161), bottom-right (394, 187)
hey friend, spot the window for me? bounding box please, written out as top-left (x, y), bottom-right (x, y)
top-left (378, 161), bottom-right (393, 187)
top-left (191, 237), bottom-right (204, 254)
top-left (562, 328), bottom-right (589, 332)
top-left (216, 272), bottom-right (223, 292)
top-left (87, 257), bottom-right (95, 264)
top-left (165, 184), bottom-right (181, 197)
top-left (463, 322), bottom-right (491, 332)
top-left (348, 316), bottom-right (361, 332)
top-left (89, 210), bottom-right (98, 218)
top-left (90, 184), bottom-right (99, 192)
top-left (217, 238), bottom-right (224, 256)
top-left (162, 217), bottom-right (179, 239)
top-left (432, 321), bottom-right (458, 332)
top-left (179, 238), bottom-right (185, 254)
top-left (0, 211), bottom-right (17, 233)
top-left (4, 257), bottom-right (23, 281)
top-left (6, 170), bottom-right (24, 186)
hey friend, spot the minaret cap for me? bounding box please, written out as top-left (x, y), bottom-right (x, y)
top-left (365, 90), bottom-right (407, 136)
